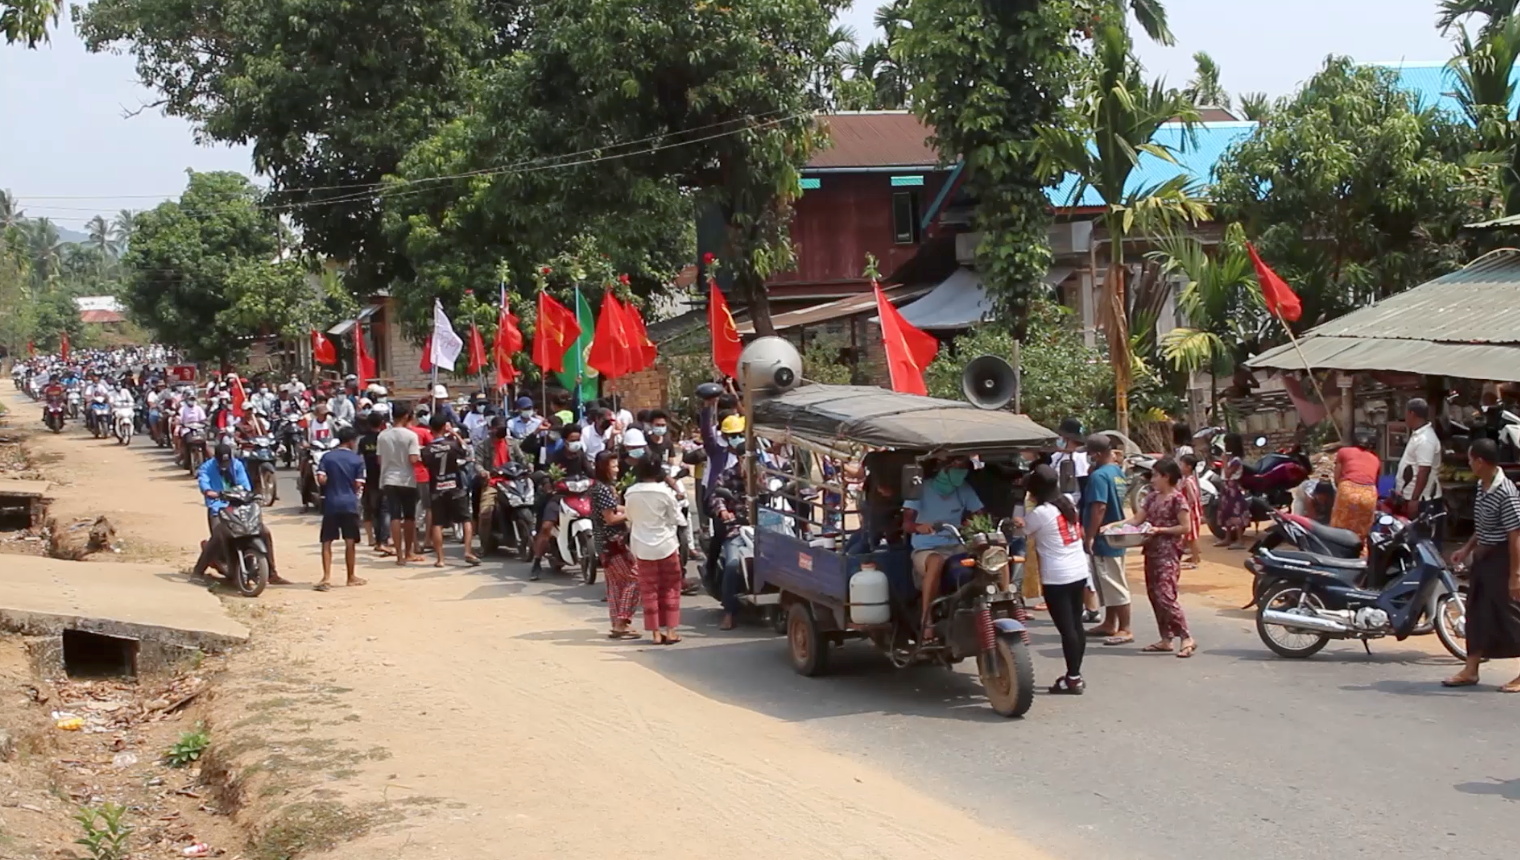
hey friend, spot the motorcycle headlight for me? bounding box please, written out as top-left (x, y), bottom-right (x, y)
top-left (979, 546), bottom-right (1009, 571)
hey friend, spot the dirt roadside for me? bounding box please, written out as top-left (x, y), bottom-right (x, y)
top-left (1, 388), bottom-right (1055, 860)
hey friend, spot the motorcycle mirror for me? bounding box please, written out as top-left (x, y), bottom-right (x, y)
top-left (1253, 435), bottom-right (1268, 448)
top-left (900, 464), bottom-right (923, 500)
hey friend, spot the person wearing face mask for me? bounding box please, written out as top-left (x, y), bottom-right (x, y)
top-left (529, 424), bottom-right (593, 578)
top-left (583, 407), bottom-right (613, 459)
top-left (902, 455), bottom-right (986, 641)
top-left (508, 396), bottom-right (542, 439)
top-left (620, 426), bottom-right (650, 474)
top-left (462, 394), bottom-right (492, 445)
top-left (645, 409), bottom-right (674, 462)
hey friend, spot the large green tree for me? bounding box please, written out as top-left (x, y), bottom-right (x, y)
top-left (895, 0), bottom-right (1079, 338)
top-left (77, 0), bottom-right (514, 297)
top-left (1449, 11), bottom-right (1520, 214)
top-left (1213, 57), bottom-right (1491, 328)
top-left (118, 171), bottom-right (285, 362)
top-left (2, 0), bottom-right (60, 46)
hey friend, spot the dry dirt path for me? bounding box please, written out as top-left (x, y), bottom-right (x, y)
top-left (4, 389), bottom-right (1050, 860)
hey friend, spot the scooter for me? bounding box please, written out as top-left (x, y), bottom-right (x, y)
top-left (478, 461), bottom-right (538, 559)
top-left (213, 487), bottom-right (272, 597)
top-left (299, 437), bottom-right (340, 511)
top-left (112, 402), bottom-right (135, 446)
top-left (547, 475), bottom-right (596, 584)
top-left (182, 423), bottom-right (208, 475)
top-left (1246, 510), bottom-right (1466, 661)
top-left (43, 399), bottom-right (66, 433)
top-left (66, 388), bottom-right (81, 420)
top-left (240, 435), bottom-right (280, 506)
top-left (87, 394), bottom-right (111, 439)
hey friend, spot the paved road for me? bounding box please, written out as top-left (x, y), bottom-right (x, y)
top-left (98, 428), bottom-right (1520, 858)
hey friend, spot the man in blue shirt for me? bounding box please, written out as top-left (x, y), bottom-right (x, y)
top-left (315, 426), bottom-right (367, 591)
top-left (192, 443), bottom-right (284, 583)
top-left (903, 455), bottom-right (986, 640)
top-left (1080, 434), bottom-right (1132, 645)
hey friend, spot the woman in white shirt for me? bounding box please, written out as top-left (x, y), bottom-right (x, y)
top-left (624, 454), bottom-right (687, 644)
top-left (1015, 464), bottom-right (1090, 694)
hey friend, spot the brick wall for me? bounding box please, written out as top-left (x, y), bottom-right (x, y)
top-left (604, 363), bottom-right (671, 411)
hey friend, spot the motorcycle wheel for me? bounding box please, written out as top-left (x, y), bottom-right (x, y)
top-left (187, 448), bottom-right (203, 476)
top-left (236, 551), bottom-right (269, 598)
top-left (978, 631), bottom-right (1035, 718)
top-left (477, 496), bottom-right (499, 555)
top-left (1434, 591), bottom-right (1468, 661)
top-left (1127, 479), bottom-right (1152, 517)
top-left (515, 510), bottom-right (536, 562)
top-left (258, 466), bottom-right (277, 507)
top-left (786, 601), bottom-right (831, 677)
top-left (1206, 501), bottom-right (1226, 540)
top-left (579, 531), bottom-right (597, 585)
top-left (1256, 583), bottom-right (1331, 658)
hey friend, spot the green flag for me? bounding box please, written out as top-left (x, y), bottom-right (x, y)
top-left (555, 287), bottom-right (597, 402)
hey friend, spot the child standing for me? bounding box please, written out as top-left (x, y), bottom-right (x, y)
top-left (1179, 453), bottom-right (1204, 569)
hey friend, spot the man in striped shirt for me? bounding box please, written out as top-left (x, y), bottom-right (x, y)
top-left (1443, 439), bottom-right (1520, 691)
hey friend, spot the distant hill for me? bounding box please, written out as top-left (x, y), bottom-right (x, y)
top-left (57, 225), bottom-right (90, 244)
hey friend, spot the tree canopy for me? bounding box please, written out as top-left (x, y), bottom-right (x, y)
top-left (1212, 57), bottom-right (1492, 328)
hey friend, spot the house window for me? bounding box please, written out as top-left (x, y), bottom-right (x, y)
top-left (892, 190), bottom-right (921, 245)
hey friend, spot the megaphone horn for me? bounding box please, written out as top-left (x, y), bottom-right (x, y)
top-left (961, 354), bottom-right (1018, 411)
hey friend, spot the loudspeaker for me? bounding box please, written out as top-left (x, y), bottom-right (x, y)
top-left (738, 336), bottom-right (803, 395)
top-left (961, 354), bottom-right (1018, 411)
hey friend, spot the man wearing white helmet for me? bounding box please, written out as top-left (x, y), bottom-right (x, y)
top-left (430, 383), bottom-right (462, 428)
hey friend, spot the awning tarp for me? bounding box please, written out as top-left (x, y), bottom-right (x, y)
top-left (1248, 336), bottom-right (1520, 379)
top-left (881, 266), bottom-right (1073, 330)
top-left (737, 286), bottom-right (927, 335)
top-left (753, 384), bottom-right (1057, 453)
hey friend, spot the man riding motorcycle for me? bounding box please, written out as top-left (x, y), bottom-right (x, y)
top-left (705, 416), bottom-right (751, 630)
top-left (191, 442), bottom-right (286, 583)
top-left (528, 423), bottom-right (592, 580)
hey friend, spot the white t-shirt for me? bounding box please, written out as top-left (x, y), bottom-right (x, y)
top-left (624, 481), bottom-right (683, 560)
top-left (1025, 502), bottom-right (1088, 586)
top-left (308, 418), bottom-right (335, 443)
top-left (1396, 423), bottom-right (1442, 501)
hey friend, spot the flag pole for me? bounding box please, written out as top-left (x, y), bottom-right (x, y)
top-left (1272, 308), bottom-right (1337, 437)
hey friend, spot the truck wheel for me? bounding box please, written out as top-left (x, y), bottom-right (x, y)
top-left (786, 601), bottom-right (831, 677)
top-left (978, 632), bottom-right (1034, 718)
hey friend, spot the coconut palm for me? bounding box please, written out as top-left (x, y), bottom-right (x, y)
top-left (1036, 21), bottom-right (1208, 433)
top-left (1238, 92), bottom-right (1272, 122)
top-left (1438, 0), bottom-right (1520, 34)
top-left (86, 214), bottom-right (114, 258)
top-left (23, 217), bottom-right (62, 284)
top-left (1077, 0), bottom-right (1175, 46)
top-left (0, 190), bottom-right (21, 230)
top-left (1450, 13), bottom-right (1520, 213)
top-left (1185, 51), bottom-right (1230, 109)
top-left (110, 209), bottom-right (137, 254)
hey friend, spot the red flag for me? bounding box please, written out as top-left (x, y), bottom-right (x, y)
top-left (229, 375), bottom-right (248, 419)
top-left (420, 334), bottom-right (433, 373)
top-left (467, 324), bottom-right (488, 375)
top-left (354, 324), bottom-right (377, 385)
top-left (310, 329), bottom-right (338, 366)
top-left (621, 300), bottom-right (658, 373)
top-left (587, 290), bottom-right (633, 379)
top-left (532, 292), bottom-right (580, 373)
top-left (59, 331), bottom-right (70, 363)
top-left (874, 281), bottom-right (938, 395)
top-left (494, 286), bottom-right (523, 387)
top-left (1246, 242), bottom-right (1302, 323)
top-left (26, 341), bottom-right (35, 357)
top-left (708, 279), bottom-right (742, 378)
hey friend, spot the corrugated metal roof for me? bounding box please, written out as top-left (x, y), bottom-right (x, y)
top-left (1247, 250), bottom-right (1520, 378)
top-left (327, 303), bottom-right (383, 336)
top-left (1249, 336), bottom-right (1520, 378)
top-left (1371, 59), bottom-right (1520, 117)
top-left (79, 310), bottom-right (125, 324)
top-left (1045, 122), bottom-right (1259, 207)
top-left (807, 112), bottom-right (943, 170)
top-left (884, 266), bottom-right (1073, 330)
top-left (1298, 250), bottom-right (1520, 344)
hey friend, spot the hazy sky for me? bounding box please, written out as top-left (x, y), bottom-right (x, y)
top-left (1, 1), bottom-right (1459, 228)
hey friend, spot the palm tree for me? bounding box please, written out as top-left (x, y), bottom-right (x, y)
top-left (1238, 92), bottom-right (1272, 122)
top-left (86, 214), bottom-right (114, 259)
top-left (23, 217), bottom-right (62, 284)
top-left (1037, 21), bottom-right (1208, 433)
top-left (0, 190), bottom-right (21, 230)
top-left (1438, 0), bottom-right (1520, 34)
top-left (1154, 224), bottom-right (1261, 387)
top-left (1450, 13), bottom-right (1520, 213)
top-left (110, 209), bottom-right (137, 255)
top-left (1185, 51), bottom-right (1230, 109)
top-left (1077, 0), bottom-right (1175, 46)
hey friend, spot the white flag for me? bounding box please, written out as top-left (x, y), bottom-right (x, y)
top-left (430, 298), bottom-right (464, 371)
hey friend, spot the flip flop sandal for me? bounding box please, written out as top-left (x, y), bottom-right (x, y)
top-left (1141, 643), bottom-right (1174, 653)
top-left (1102, 636), bottom-right (1135, 646)
top-left (1085, 627), bottom-right (1118, 638)
top-left (464, 556), bottom-right (482, 566)
top-left (1499, 683), bottom-right (1520, 694)
top-left (1442, 677), bottom-right (1480, 688)
top-left (1177, 644), bottom-right (1197, 658)
top-left (312, 583), bottom-right (332, 592)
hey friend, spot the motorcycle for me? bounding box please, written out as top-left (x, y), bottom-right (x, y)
top-left (273, 419), bottom-right (302, 470)
top-left (299, 437), bottom-right (340, 511)
top-left (112, 402), bottom-right (135, 446)
top-left (87, 394), bottom-right (111, 439)
top-left (181, 423), bottom-right (208, 475)
top-left (1246, 510), bottom-right (1466, 660)
top-left (66, 388), bottom-right (81, 420)
top-left (547, 475), bottom-right (596, 583)
top-left (1209, 436), bottom-right (1310, 533)
top-left (43, 399), bottom-right (66, 433)
top-left (240, 435), bottom-right (280, 507)
top-left (477, 461), bottom-right (538, 560)
top-left (213, 487), bottom-right (272, 597)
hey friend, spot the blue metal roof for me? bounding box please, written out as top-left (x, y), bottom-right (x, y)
top-left (1044, 121), bottom-right (1259, 208)
top-left (1370, 59), bottom-right (1520, 117)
